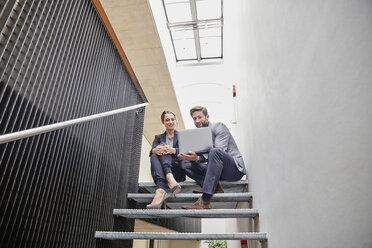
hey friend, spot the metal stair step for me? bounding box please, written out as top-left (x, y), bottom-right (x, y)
top-left (128, 192), bottom-right (252, 203)
top-left (138, 180), bottom-right (249, 195)
top-left (138, 179), bottom-right (248, 188)
top-left (113, 208), bottom-right (258, 219)
top-left (95, 231), bottom-right (267, 240)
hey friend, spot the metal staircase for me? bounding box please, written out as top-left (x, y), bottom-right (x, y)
top-left (95, 180), bottom-right (268, 243)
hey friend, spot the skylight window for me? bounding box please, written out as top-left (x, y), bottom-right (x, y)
top-left (163, 0), bottom-right (223, 62)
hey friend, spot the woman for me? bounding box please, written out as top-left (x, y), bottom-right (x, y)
top-left (147, 110), bottom-right (184, 209)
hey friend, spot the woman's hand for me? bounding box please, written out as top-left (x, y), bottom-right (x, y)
top-left (152, 144), bottom-right (167, 155)
top-left (163, 145), bottom-right (176, 154)
top-left (152, 144), bottom-right (175, 155)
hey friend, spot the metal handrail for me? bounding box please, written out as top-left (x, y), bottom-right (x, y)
top-left (0, 102), bottom-right (148, 144)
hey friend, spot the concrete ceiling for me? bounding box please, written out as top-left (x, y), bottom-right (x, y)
top-left (99, 0), bottom-right (185, 143)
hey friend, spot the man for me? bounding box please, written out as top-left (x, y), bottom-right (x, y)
top-left (178, 106), bottom-right (247, 209)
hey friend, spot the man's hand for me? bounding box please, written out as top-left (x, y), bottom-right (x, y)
top-left (178, 151), bottom-right (198, 161)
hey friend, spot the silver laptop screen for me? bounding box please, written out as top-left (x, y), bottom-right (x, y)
top-left (178, 127), bottom-right (213, 154)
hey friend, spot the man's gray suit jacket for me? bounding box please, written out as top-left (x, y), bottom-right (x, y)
top-left (209, 122), bottom-right (247, 175)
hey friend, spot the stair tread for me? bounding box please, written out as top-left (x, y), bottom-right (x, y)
top-left (128, 192), bottom-right (252, 203)
top-left (95, 231), bottom-right (267, 240)
top-left (138, 179), bottom-right (248, 188)
top-left (113, 208), bottom-right (258, 218)
top-left (138, 180), bottom-right (248, 207)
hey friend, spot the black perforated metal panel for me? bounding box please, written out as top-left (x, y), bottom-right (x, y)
top-left (0, 0), bottom-right (145, 247)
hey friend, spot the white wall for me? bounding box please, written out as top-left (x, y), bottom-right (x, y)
top-left (228, 1), bottom-right (372, 247)
top-left (139, 136), bottom-right (153, 183)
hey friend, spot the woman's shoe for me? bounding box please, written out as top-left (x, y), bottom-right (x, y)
top-left (146, 191), bottom-right (168, 209)
top-left (170, 184), bottom-right (181, 196)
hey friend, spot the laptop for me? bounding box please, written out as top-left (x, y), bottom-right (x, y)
top-left (178, 127), bottom-right (213, 154)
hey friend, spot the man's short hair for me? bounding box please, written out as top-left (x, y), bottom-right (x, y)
top-left (190, 106), bottom-right (208, 116)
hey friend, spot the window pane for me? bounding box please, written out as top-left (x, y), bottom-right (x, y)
top-left (196, 0), bottom-right (221, 20)
top-left (164, 0), bottom-right (192, 23)
top-left (199, 26), bottom-right (222, 58)
top-left (170, 29), bottom-right (197, 60)
top-left (164, 0), bottom-right (224, 61)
